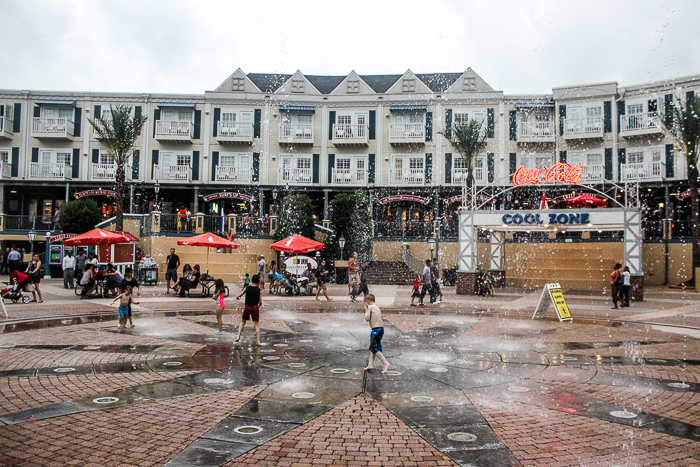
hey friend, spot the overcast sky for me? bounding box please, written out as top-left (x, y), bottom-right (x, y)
top-left (2, 0), bottom-right (698, 95)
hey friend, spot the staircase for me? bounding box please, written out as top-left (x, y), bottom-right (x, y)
top-left (363, 261), bottom-right (415, 285)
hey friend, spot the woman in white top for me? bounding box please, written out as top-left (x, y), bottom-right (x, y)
top-left (80, 264), bottom-right (97, 299)
top-left (621, 266), bottom-right (631, 308)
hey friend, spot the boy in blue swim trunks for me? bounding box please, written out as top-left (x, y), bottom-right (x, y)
top-left (363, 294), bottom-right (391, 373)
top-left (111, 286), bottom-right (139, 329)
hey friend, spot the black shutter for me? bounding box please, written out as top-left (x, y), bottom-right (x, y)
top-left (11, 147), bottom-right (19, 177)
top-left (33, 106), bottom-right (40, 118)
top-left (135, 106), bottom-right (142, 117)
top-left (328, 111), bottom-right (336, 140)
top-left (617, 101), bottom-right (625, 133)
top-left (425, 153), bottom-right (432, 183)
top-left (487, 153), bottom-right (495, 183)
top-left (509, 110), bottom-right (517, 141)
top-left (604, 148), bottom-right (613, 180)
top-left (368, 110), bottom-right (376, 140)
top-left (253, 109), bottom-right (261, 138)
top-left (12, 103), bottom-right (21, 133)
top-left (487, 108), bottom-right (495, 138)
top-left (193, 110), bottom-right (201, 139)
top-left (32, 147), bottom-right (39, 163)
top-left (153, 109), bottom-right (160, 137)
top-left (687, 91), bottom-right (695, 106)
top-left (444, 153), bottom-right (452, 184)
top-left (666, 144), bottom-right (674, 178)
top-left (327, 154), bottom-right (335, 184)
top-left (509, 153), bottom-right (517, 176)
top-left (252, 152), bottom-right (260, 182)
top-left (152, 150), bottom-right (159, 179)
top-left (368, 154), bottom-right (375, 184)
top-left (213, 108), bottom-right (220, 137)
top-left (648, 99), bottom-right (658, 113)
top-left (312, 154), bottom-right (320, 184)
top-left (558, 105), bottom-right (566, 136)
top-left (425, 112), bottom-right (432, 141)
top-left (132, 150), bottom-right (140, 180)
top-left (92, 149), bottom-right (99, 164)
top-left (73, 108), bottom-right (81, 137)
top-left (211, 151), bottom-right (219, 181)
top-left (94, 105), bottom-right (101, 119)
top-left (664, 94), bottom-right (674, 128)
top-left (559, 151), bottom-right (567, 163)
top-left (191, 151), bottom-right (199, 181)
top-left (603, 101), bottom-right (612, 133)
top-left (72, 148), bottom-right (80, 179)
top-left (445, 109), bottom-right (452, 139)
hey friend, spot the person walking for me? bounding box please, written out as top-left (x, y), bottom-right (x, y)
top-left (351, 261), bottom-right (370, 302)
top-left (111, 286), bottom-right (139, 329)
top-left (235, 274), bottom-right (263, 345)
top-left (1, 247), bottom-right (9, 275)
top-left (363, 294), bottom-right (390, 374)
top-left (257, 254), bottom-right (266, 291)
top-left (430, 257), bottom-right (440, 304)
top-left (348, 252), bottom-right (359, 295)
top-left (226, 229), bottom-right (234, 253)
top-left (315, 259), bottom-right (333, 301)
top-left (419, 259), bottom-right (433, 306)
top-left (62, 250), bottom-right (75, 289)
top-left (610, 263), bottom-right (623, 309)
top-left (25, 254), bottom-right (43, 303)
top-left (621, 266), bottom-right (631, 308)
top-left (165, 248), bottom-right (180, 294)
top-left (7, 248), bottom-right (20, 274)
top-left (52, 207), bottom-right (61, 231)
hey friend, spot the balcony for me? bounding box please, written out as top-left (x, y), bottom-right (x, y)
top-left (30, 163), bottom-right (71, 180)
top-left (278, 167), bottom-right (312, 185)
top-left (0, 115), bottom-right (12, 139)
top-left (31, 118), bottom-right (74, 141)
top-left (91, 163), bottom-right (132, 181)
top-left (579, 164), bottom-right (604, 182)
top-left (0, 161), bottom-right (11, 179)
top-left (217, 122), bottom-right (253, 144)
top-left (453, 166), bottom-right (487, 185)
top-left (389, 123), bottom-right (425, 144)
top-left (620, 161), bottom-right (665, 182)
top-left (331, 168), bottom-right (367, 185)
top-left (332, 124), bottom-right (368, 145)
top-left (620, 112), bottom-right (662, 137)
top-left (279, 124), bottom-right (313, 144)
top-left (517, 121), bottom-right (555, 143)
top-left (155, 120), bottom-right (193, 143)
top-left (4, 215), bottom-right (53, 232)
top-left (153, 164), bottom-right (191, 182)
top-left (215, 166), bottom-right (251, 183)
top-left (389, 168), bottom-right (424, 185)
top-left (563, 117), bottom-right (603, 140)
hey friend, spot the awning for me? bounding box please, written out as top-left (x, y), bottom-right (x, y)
top-left (390, 104), bottom-right (427, 111)
top-left (515, 103), bottom-right (555, 109)
top-left (35, 100), bottom-right (76, 106)
top-left (157, 103), bottom-right (197, 108)
top-left (279, 105), bottom-right (315, 112)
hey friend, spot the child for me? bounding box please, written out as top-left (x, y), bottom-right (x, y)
top-left (111, 286), bottom-right (139, 328)
top-left (363, 294), bottom-right (390, 374)
top-left (212, 279), bottom-right (226, 334)
top-left (235, 274), bottom-right (262, 345)
top-left (243, 273), bottom-right (250, 291)
top-left (410, 273), bottom-right (421, 306)
top-left (351, 262), bottom-right (370, 303)
top-left (437, 277), bottom-right (444, 303)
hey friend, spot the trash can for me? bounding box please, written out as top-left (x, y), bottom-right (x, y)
top-left (139, 267), bottom-right (158, 286)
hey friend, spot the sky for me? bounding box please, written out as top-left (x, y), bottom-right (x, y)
top-left (1, 0), bottom-right (699, 95)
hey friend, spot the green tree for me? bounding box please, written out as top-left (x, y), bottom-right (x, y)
top-left (59, 199), bottom-right (102, 234)
top-left (88, 105), bottom-right (146, 231)
top-left (442, 119), bottom-right (488, 207)
top-left (325, 192), bottom-right (373, 264)
top-left (274, 194), bottom-right (315, 241)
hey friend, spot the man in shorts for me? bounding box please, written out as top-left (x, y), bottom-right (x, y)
top-left (165, 248), bottom-right (180, 294)
top-left (235, 274), bottom-right (262, 345)
top-left (257, 255), bottom-right (266, 291)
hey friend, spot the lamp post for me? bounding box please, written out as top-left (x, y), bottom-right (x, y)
top-left (28, 228), bottom-right (37, 254)
top-left (272, 188), bottom-right (278, 216)
top-left (427, 237), bottom-right (437, 261)
top-left (339, 236), bottom-right (345, 260)
top-left (44, 232), bottom-right (51, 279)
top-left (154, 181), bottom-right (161, 210)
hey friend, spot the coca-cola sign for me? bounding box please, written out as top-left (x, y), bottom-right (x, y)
top-left (512, 163), bottom-right (583, 187)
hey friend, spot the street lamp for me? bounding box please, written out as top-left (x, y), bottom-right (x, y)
top-left (154, 181), bottom-right (161, 210)
top-left (427, 237), bottom-right (437, 260)
top-left (272, 188), bottom-right (278, 216)
top-left (339, 236), bottom-right (346, 260)
top-left (28, 228), bottom-right (37, 254)
top-left (44, 232), bottom-right (51, 279)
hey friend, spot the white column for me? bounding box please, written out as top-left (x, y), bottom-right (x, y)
top-left (498, 101), bottom-right (505, 185)
top-left (435, 101), bottom-right (442, 186)
top-left (142, 95), bottom-right (150, 182)
top-left (263, 102), bottom-right (271, 185)
top-left (203, 102), bottom-right (211, 183)
top-left (82, 99), bottom-right (91, 182)
top-left (489, 230), bottom-right (505, 271)
top-left (376, 103), bottom-right (383, 185)
top-left (21, 92), bottom-right (30, 181)
top-left (458, 210), bottom-right (477, 273)
top-left (321, 104), bottom-right (328, 185)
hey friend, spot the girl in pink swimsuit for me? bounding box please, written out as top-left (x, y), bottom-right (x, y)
top-left (213, 279), bottom-right (226, 334)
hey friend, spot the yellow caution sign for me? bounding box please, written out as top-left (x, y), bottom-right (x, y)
top-left (548, 287), bottom-right (571, 320)
top-left (532, 283), bottom-right (573, 322)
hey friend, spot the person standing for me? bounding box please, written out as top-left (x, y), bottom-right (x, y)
top-left (165, 248), bottom-right (180, 294)
top-left (1, 247), bottom-right (8, 275)
top-left (62, 250), bottom-right (75, 289)
top-left (419, 259), bottom-right (433, 306)
top-left (235, 274), bottom-right (263, 345)
top-left (348, 252), bottom-right (359, 295)
top-left (315, 259), bottom-right (333, 301)
top-left (610, 263), bottom-right (623, 309)
top-left (52, 207), bottom-right (61, 231)
top-left (226, 229), bottom-right (234, 253)
top-left (621, 266), bottom-right (631, 308)
top-left (177, 207), bottom-right (187, 233)
top-left (7, 248), bottom-right (20, 274)
top-left (257, 254), bottom-right (266, 291)
top-left (25, 254), bottom-right (43, 303)
top-left (212, 279), bottom-right (227, 334)
top-left (75, 249), bottom-right (88, 274)
top-left (430, 257), bottom-right (440, 304)
top-left (352, 262), bottom-right (370, 302)
top-left (87, 252), bottom-right (99, 269)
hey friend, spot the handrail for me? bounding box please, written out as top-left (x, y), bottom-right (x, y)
top-left (403, 246), bottom-right (423, 276)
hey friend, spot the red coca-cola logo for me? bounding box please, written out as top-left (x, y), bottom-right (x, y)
top-left (512, 163), bottom-right (583, 187)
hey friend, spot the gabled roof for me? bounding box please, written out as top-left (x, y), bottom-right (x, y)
top-left (359, 75), bottom-right (402, 93)
top-left (247, 73), bottom-right (292, 93)
top-left (416, 73), bottom-right (463, 92)
top-left (306, 75), bottom-right (347, 94)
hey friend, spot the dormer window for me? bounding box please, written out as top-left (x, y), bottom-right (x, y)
top-left (402, 79), bottom-right (416, 93)
top-left (291, 80), bottom-right (305, 93)
top-left (347, 80), bottom-right (359, 93)
top-left (463, 77), bottom-right (476, 91)
top-left (231, 78), bottom-right (245, 91)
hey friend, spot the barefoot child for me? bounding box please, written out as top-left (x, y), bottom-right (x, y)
top-left (235, 274), bottom-right (262, 345)
top-left (363, 294), bottom-right (390, 373)
top-left (410, 273), bottom-right (420, 306)
top-left (111, 286), bottom-right (139, 328)
top-left (212, 279), bottom-right (226, 334)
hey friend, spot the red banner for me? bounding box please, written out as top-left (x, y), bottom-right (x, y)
top-left (203, 192), bottom-right (255, 203)
top-left (378, 195), bottom-right (430, 205)
top-left (50, 233), bottom-right (76, 243)
top-left (75, 189), bottom-right (118, 198)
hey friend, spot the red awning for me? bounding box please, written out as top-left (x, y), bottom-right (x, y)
top-left (63, 228), bottom-right (134, 246)
top-left (177, 233), bottom-right (239, 249)
top-left (111, 231), bottom-right (140, 242)
top-left (564, 194), bottom-right (609, 208)
top-left (270, 235), bottom-right (325, 254)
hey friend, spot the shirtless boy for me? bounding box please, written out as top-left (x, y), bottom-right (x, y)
top-left (363, 294), bottom-right (390, 373)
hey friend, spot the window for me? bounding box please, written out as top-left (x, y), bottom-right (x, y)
top-left (39, 150), bottom-right (70, 165)
top-left (220, 109), bottom-right (254, 136)
top-left (393, 112), bottom-right (425, 124)
top-left (291, 79), bottom-right (305, 93)
top-left (627, 151), bottom-right (643, 164)
top-left (1, 104), bottom-right (14, 122)
top-left (586, 106), bottom-right (602, 119)
top-left (347, 80), bottom-right (359, 93)
top-left (568, 151), bottom-right (603, 166)
top-left (177, 154), bottom-right (191, 166)
top-left (454, 109), bottom-right (486, 127)
top-left (337, 158), bottom-right (351, 171)
top-left (99, 151), bottom-right (115, 165)
top-left (0, 149), bottom-right (9, 163)
top-left (231, 78), bottom-right (245, 91)
top-left (338, 115), bottom-right (352, 125)
top-left (41, 106), bottom-right (73, 121)
top-left (280, 154), bottom-right (312, 183)
top-left (463, 77), bottom-right (476, 91)
top-left (518, 153), bottom-right (553, 169)
top-left (58, 108), bottom-right (73, 120)
top-left (627, 103), bottom-right (644, 115)
top-left (402, 79), bottom-right (416, 92)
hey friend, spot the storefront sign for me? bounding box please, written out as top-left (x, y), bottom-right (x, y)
top-left (512, 163), bottom-right (583, 187)
top-left (75, 189), bottom-right (117, 198)
top-left (502, 212), bottom-right (590, 225)
top-left (532, 283), bottom-right (572, 321)
top-left (378, 195), bottom-right (430, 205)
top-left (50, 233), bottom-right (76, 243)
top-left (445, 195), bottom-right (495, 204)
top-left (677, 189), bottom-right (700, 201)
top-left (283, 255), bottom-right (318, 276)
top-left (203, 192), bottom-right (255, 203)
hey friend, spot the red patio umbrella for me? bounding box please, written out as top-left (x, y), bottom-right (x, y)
top-left (63, 228), bottom-right (134, 246)
top-left (177, 233), bottom-right (239, 274)
top-left (270, 235), bottom-right (325, 254)
top-left (564, 194), bottom-right (608, 208)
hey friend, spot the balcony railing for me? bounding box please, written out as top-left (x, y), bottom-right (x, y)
top-left (0, 162), bottom-right (11, 178)
top-left (580, 164), bottom-right (604, 182)
top-left (389, 123), bottom-right (425, 143)
top-left (331, 168), bottom-right (367, 185)
top-left (279, 167), bottom-right (312, 184)
top-left (91, 163), bottom-right (115, 180)
top-left (155, 120), bottom-right (193, 139)
top-left (215, 166), bottom-right (251, 182)
top-left (620, 161), bottom-right (665, 181)
top-left (31, 118), bottom-right (74, 139)
top-left (564, 117), bottom-right (603, 137)
top-left (389, 168), bottom-right (424, 185)
top-left (332, 124), bottom-right (368, 144)
top-left (375, 220), bottom-right (434, 238)
top-left (453, 167), bottom-right (486, 184)
top-left (4, 216), bottom-right (54, 232)
top-left (153, 164), bottom-right (191, 181)
top-left (30, 162), bottom-right (71, 179)
top-left (518, 121), bottom-right (554, 139)
top-left (218, 122), bottom-right (254, 142)
top-left (620, 112), bottom-right (660, 132)
top-left (279, 123), bottom-right (313, 142)
top-left (0, 116), bottom-right (12, 137)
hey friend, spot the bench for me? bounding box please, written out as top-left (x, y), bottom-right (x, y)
top-left (186, 276), bottom-right (230, 298)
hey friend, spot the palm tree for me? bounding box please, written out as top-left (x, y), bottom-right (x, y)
top-left (88, 105), bottom-right (147, 231)
top-left (443, 119), bottom-right (488, 208)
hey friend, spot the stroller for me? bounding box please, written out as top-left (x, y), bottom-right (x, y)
top-left (2, 271), bottom-right (31, 304)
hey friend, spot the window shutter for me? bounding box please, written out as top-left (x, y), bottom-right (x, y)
top-left (312, 154), bottom-right (320, 184)
top-left (92, 149), bottom-right (99, 164)
top-left (32, 147), bottom-right (39, 163)
top-left (153, 109), bottom-right (160, 137)
top-left (33, 106), bottom-right (40, 118)
top-left (11, 147), bottom-right (19, 177)
top-left (252, 152), bottom-right (260, 182)
top-left (12, 103), bottom-right (21, 133)
top-left (603, 101), bottom-right (612, 133)
top-left (487, 108), bottom-right (495, 138)
top-left (135, 106), bottom-right (142, 117)
top-left (94, 105), bottom-right (101, 119)
top-left (487, 153), bottom-right (495, 183)
top-left (445, 109), bottom-right (452, 139)
top-left (213, 108), bottom-right (220, 137)
top-left (253, 109), bottom-right (261, 138)
top-left (152, 150), bottom-right (159, 179)
top-left (425, 153), bottom-right (432, 183)
top-left (607, 148), bottom-right (617, 181)
top-left (211, 151), bottom-right (219, 181)
top-left (687, 90), bottom-right (695, 106)
top-left (509, 153), bottom-right (517, 176)
top-left (558, 105), bottom-right (566, 136)
top-left (425, 112), bottom-right (433, 141)
top-left (73, 108), bottom-right (81, 137)
top-left (132, 150), bottom-right (140, 180)
top-left (328, 111), bottom-right (336, 140)
top-left (72, 148), bottom-right (80, 179)
top-left (664, 94), bottom-right (674, 128)
top-left (617, 101), bottom-right (625, 133)
top-left (559, 151), bottom-right (567, 163)
top-left (192, 151), bottom-right (200, 180)
top-left (368, 154), bottom-right (375, 184)
top-left (666, 144), bottom-right (674, 178)
top-left (327, 154), bottom-right (335, 184)
top-left (369, 110), bottom-right (376, 140)
top-left (444, 153), bottom-right (452, 184)
top-left (193, 110), bottom-right (201, 139)
top-left (509, 110), bottom-right (517, 141)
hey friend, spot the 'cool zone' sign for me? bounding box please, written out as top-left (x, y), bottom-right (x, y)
top-left (502, 212), bottom-right (591, 226)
